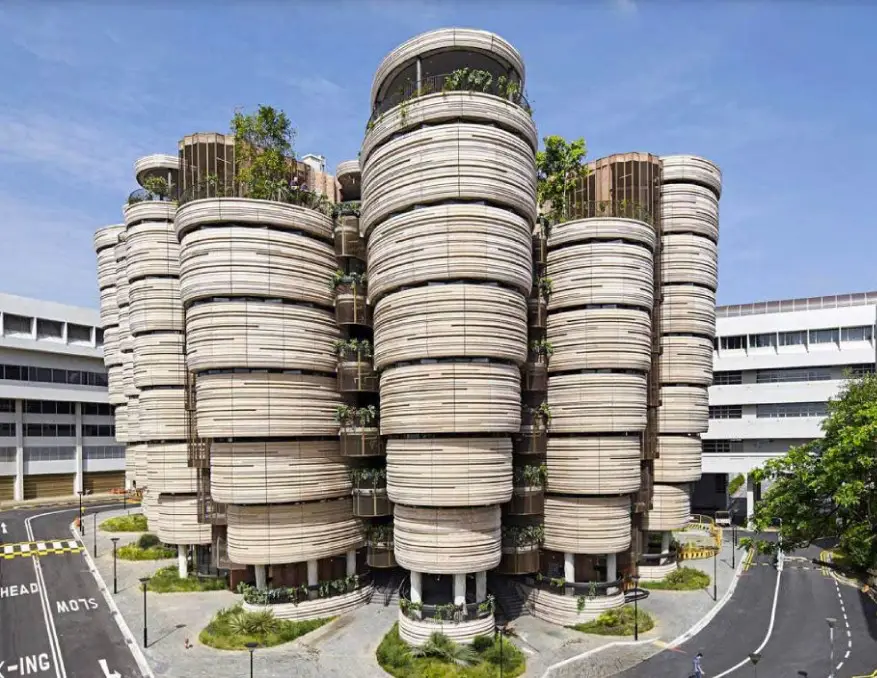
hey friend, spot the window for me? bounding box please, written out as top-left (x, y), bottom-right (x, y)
top-left (0, 364), bottom-right (107, 387)
top-left (847, 364), bottom-right (876, 377)
top-left (23, 446), bottom-right (75, 462)
top-left (67, 323), bottom-right (92, 344)
top-left (24, 400), bottom-right (75, 415)
top-left (809, 328), bottom-right (839, 345)
top-left (0, 423), bottom-right (15, 437)
top-left (24, 423), bottom-right (75, 437)
top-left (2, 365), bottom-right (22, 380)
top-left (779, 331), bottom-right (806, 346)
top-left (84, 445), bottom-right (124, 460)
top-left (713, 371), bottom-right (743, 386)
top-left (83, 424), bottom-right (114, 437)
top-left (0, 447), bottom-right (15, 462)
top-left (36, 318), bottom-right (63, 340)
top-left (756, 402), bottom-right (829, 418)
top-left (719, 335), bottom-right (745, 350)
top-left (709, 405), bottom-right (743, 419)
top-left (82, 403), bottom-right (112, 416)
top-left (95, 328), bottom-right (104, 346)
top-left (3, 313), bottom-right (32, 335)
top-left (749, 333), bottom-right (777, 349)
top-left (0, 399), bottom-right (14, 413)
top-left (841, 326), bottom-right (874, 342)
top-left (702, 440), bottom-right (743, 454)
top-left (756, 367), bottom-right (832, 383)
top-left (714, 475), bottom-right (728, 493)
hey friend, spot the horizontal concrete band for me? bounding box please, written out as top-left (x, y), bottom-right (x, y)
top-left (244, 586), bottom-right (372, 622)
top-left (138, 387), bottom-right (187, 440)
top-left (643, 483), bottom-right (691, 531)
top-left (370, 27), bottom-right (525, 104)
top-left (97, 249), bottom-right (118, 290)
top-left (660, 183), bottom-right (720, 241)
top-left (115, 270), bottom-right (129, 308)
top-left (398, 612), bottom-right (495, 647)
top-left (210, 440), bottom-right (351, 504)
top-left (226, 499), bottom-right (363, 565)
top-left (373, 285), bottom-right (527, 370)
top-left (103, 328), bottom-right (122, 366)
top-left (145, 442), bottom-right (198, 494)
top-left (133, 154), bottom-right (177, 182)
top-left (363, 91), bottom-right (537, 163)
top-left (547, 307), bottom-right (652, 373)
top-left (99, 287), bottom-right (119, 327)
top-left (548, 372), bottom-right (647, 433)
top-left (156, 493), bottom-right (212, 545)
top-left (185, 300), bottom-right (340, 373)
top-left (366, 203), bottom-right (532, 302)
top-left (126, 396), bottom-right (140, 442)
top-left (638, 562), bottom-right (678, 582)
top-left (336, 159), bottom-right (360, 179)
top-left (129, 278), bottom-right (185, 334)
top-left (543, 495), bottom-right (632, 554)
top-left (141, 489), bottom-right (158, 525)
top-left (547, 241), bottom-right (655, 311)
top-left (361, 123), bottom-right (537, 236)
top-left (117, 307), bottom-right (131, 351)
top-left (393, 504), bottom-right (501, 574)
top-left (380, 362), bottom-right (521, 434)
top-left (661, 233), bottom-right (719, 290)
top-left (195, 371), bottom-right (341, 438)
top-left (654, 435), bottom-right (702, 483)
top-left (658, 334), bottom-right (714, 386)
top-left (122, 358), bottom-right (137, 397)
top-left (132, 333), bottom-right (186, 388)
top-left (178, 226), bottom-right (336, 308)
top-left (548, 216), bottom-right (657, 251)
top-left (660, 154), bottom-right (723, 198)
top-left (174, 197), bottom-right (334, 242)
top-left (657, 385), bottom-right (709, 434)
top-left (546, 436), bottom-right (641, 494)
top-left (108, 365), bottom-right (126, 405)
top-left (659, 284), bottom-right (716, 336)
top-left (386, 437), bottom-right (512, 507)
top-left (94, 223), bottom-right (125, 253)
top-left (130, 443), bottom-right (147, 485)
top-left (528, 588), bottom-right (626, 625)
top-left (124, 201), bottom-right (175, 227)
top-left (125, 220), bottom-right (180, 280)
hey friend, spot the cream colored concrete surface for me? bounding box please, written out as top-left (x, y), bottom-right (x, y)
top-left (546, 436), bottom-right (641, 495)
top-left (398, 611), bottom-right (495, 647)
top-left (185, 301), bottom-right (339, 373)
top-left (393, 504), bottom-right (501, 574)
top-left (360, 123), bottom-right (537, 236)
top-left (657, 385), bottom-right (709, 434)
top-left (543, 495), bottom-right (631, 554)
top-left (117, 307), bottom-right (131, 352)
top-left (659, 284), bottom-right (716, 337)
top-left (138, 387), bottom-right (187, 441)
top-left (132, 333), bottom-right (186, 388)
top-left (660, 184), bottom-right (720, 242)
top-left (178, 226), bottom-right (335, 308)
top-left (103, 327), bottom-right (122, 367)
top-left (366, 204), bottom-right (532, 301)
top-left (108, 365), bottom-right (126, 405)
top-left (380, 362), bottom-right (521, 434)
top-left (527, 587), bottom-right (626, 625)
top-left (547, 307), bottom-right (651, 373)
top-left (99, 287), bottom-right (119, 327)
top-left (97, 248), bottom-right (118, 291)
top-left (661, 234), bottom-right (719, 291)
top-left (548, 372), bottom-right (647, 433)
top-left (122, 355), bottom-right (138, 397)
top-left (638, 561), bottom-right (678, 581)
top-left (125, 219), bottom-right (180, 280)
top-left (658, 334), bottom-right (714, 386)
top-left (369, 27), bottom-right (525, 104)
top-left (654, 435), bottom-right (702, 483)
top-left (226, 499), bottom-right (364, 565)
top-left (174, 198), bottom-right (334, 242)
top-left (373, 285), bottom-right (527, 370)
top-left (133, 154), bottom-right (177, 186)
top-left (660, 154), bottom-right (723, 198)
top-left (643, 483), bottom-right (691, 531)
top-left (141, 488), bottom-right (157, 524)
top-left (386, 437), bottom-right (512, 507)
top-left (156, 493), bottom-right (212, 545)
top-left (210, 440), bottom-right (351, 504)
top-left (94, 223), bottom-right (125, 254)
top-left (548, 216), bottom-right (656, 250)
top-left (124, 200), bottom-right (175, 228)
top-left (126, 396), bottom-right (140, 443)
top-left (129, 443), bottom-right (147, 486)
top-left (244, 586), bottom-right (373, 622)
top-left (362, 92), bottom-right (537, 164)
top-left (335, 159), bottom-right (360, 179)
top-left (145, 442), bottom-right (198, 494)
top-left (129, 278), bottom-right (184, 334)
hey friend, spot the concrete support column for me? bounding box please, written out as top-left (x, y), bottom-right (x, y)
top-left (14, 399), bottom-right (23, 501)
top-left (254, 564), bottom-right (267, 590)
top-left (475, 570), bottom-right (487, 603)
top-left (606, 553), bottom-right (617, 582)
top-left (409, 570), bottom-right (422, 604)
top-left (563, 552), bottom-right (576, 583)
top-left (307, 559), bottom-right (318, 589)
top-left (74, 402), bottom-right (83, 495)
top-left (746, 473), bottom-right (756, 527)
top-left (177, 545), bottom-right (188, 579)
top-left (416, 57), bottom-right (422, 91)
top-left (346, 549), bottom-right (357, 577)
top-left (661, 531), bottom-right (672, 564)
top-left (454, 573), bottom-right (467, 617)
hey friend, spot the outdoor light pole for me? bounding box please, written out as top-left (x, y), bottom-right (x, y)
top-left (110, 538), bottom-right (119, 594)
top-left (78, 491), bottom-right (84, 535)
top-left (632, 574), bottom-right (640, 641)
top-left (495, 624), bottom-right (505, 678)
top-left (826, 617), bottom-right (836, 678)
top-left (93, 513), bottom-right (97, 557)
top-left (731, 524), bottom-right (737, 568)
top-left (139, 577), bottom-right (150, 648)
top-left (749, 651), bottom-right (761, 678)
top-left (713, 547), bottom-right (718, 601)
top-left (245, 642), bottom-right (258, 678)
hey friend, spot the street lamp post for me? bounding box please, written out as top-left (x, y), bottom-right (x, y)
top-left (494, 624), bottom-right (506, 678)
top-left (749, 651), bottom-right (761, 678)
top-left (245, 642), bottom-right (258, 678)
top-left (139, 577), bottom-right (151, 648)
top-left (93, 513), bottom-right (97, 557)
top-left (826, 617), bottom-right (836, 678)
top-left (632, 574), bottom-right (640, 641)
top-left (78, 491), bottom-right (84, 535)
top-left (713, 547), bottom-right (718, 601)
top-left (731, 523), bottom-right (737, 568)
top-left (110, 538), bottom-right (119, 594)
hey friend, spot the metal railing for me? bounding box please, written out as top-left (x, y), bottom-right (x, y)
top-left (177, 176), bottom-right (333, 215)
top-left (240, 571), bottom-right (372, 606)
top-left (525, 575), bottom-right (625, 597)
top-left (127, 188), bottom-right (177, 205)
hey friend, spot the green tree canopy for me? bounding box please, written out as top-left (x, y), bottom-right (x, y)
top-left (753, 373), bottom-right (877, 570)
top-left (231, 105), bottom-right (295, 200)
top-left (536, 135), bottom-right (588, 226)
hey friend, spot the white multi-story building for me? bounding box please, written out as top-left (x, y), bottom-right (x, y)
top-left (693, 291), bottom-right (877, 521)
top-left (0, 292), bottom-right (124, 502)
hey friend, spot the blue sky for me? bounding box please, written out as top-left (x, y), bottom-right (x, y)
top-left (0, 1), bottom-right (875, 310)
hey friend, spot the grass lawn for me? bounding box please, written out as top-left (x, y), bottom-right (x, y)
top-left (376, 623), bottom-right (526, 678)
top-left (640, 567), bottom-right (710, 591)
top-left (199, 604), bottom-right (331, 651)
top-left (99, 513), bottom-right (148, 532)
top-left (146, 566), bottom-right (228, 593)
top-left (572, 605), bottom-right (655, 637)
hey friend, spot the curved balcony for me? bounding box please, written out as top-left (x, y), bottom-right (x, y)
top-left (340, 426), bottom-right (383, 457)
top-left (532, 231), bottom-right (548, 268)
top-left (134, 154), bottom-right (178, 188)
top-left (367, 541), bottom-right (397, 568)
top-left (659, 284), bottom-right (716, 337)
top-left (507, 485), bottom-right (544, 515)
top-left (548, 372), bottom-right (647, 433)
top-left (334, 218), bottom-right (366, 261)
top-left (659, 335), bottom-right (714, 386)
top-left (103, 328), bottom-right (122, 368)
top-left (132, 333), bottom-right (186, 388)
top-left (373, 284), bottom-right (527, 370)
top-left (661, 233), bottom-right (718, 291)
top-left (657, 385), bottom-right (709, 434)
top-left (335, 160), bottom-right (361, 202)
top-left (543, 495), bottom-right (631, 554)
top-left (338, 358), bottom-right (378, 394)
top-left (353, 487), bottom-right (393, 518)
top-left (128, 278), bottom-right (184, 335)
top-left (380, 362), bottom-right (520, 435)
top-left (94, 223), bottom-right (125, 254)
top-left (241, 572), bottom-right (372, 622)
top-left (525, 576), bottom-right (626, 625)
top-left (660, 183), bottom-right (720, 242)
top-left (360, 123), bottom-right (537, 237)
top-left (528, 297), bottom-right (548, 329)
top-left (637, 549), bottom-right (679, 582)
top-left (156, 494), bottom-right (212, 545)
top-left (513, 424), bottom-right (547, 455)
top-left (335, 290), bottom-right (373, 328)
top-left (97, 247), bottom-right (119, 291)
top-left (546, 436), bottom-right (641, 495)
top-left (660, 154), bottom-right (722, 198)
top-left (496, 544), bottom-right (540, 574)
top-left (122, 357), bottom-right (137, 398)
top-left (366, 204), bottom-right (532, 302)
top-left (644, 484), bottom-right (691, 532)
top-left (654, 435), bottom-right (701, 484)
top-left (521, 359), bottom-right (547, 392)
top-left (398, 608), bottom-right (495, 648)
top-left (99, 288), bottom-right (119, 328)
top-left (547, 307), bottom-right (651, 373)
top-left (126, 396), bottom-right (140, 443)
top-left (125, 220), bottom-right (180, 280)
top-left (548, 215), bottom-right (656, 250)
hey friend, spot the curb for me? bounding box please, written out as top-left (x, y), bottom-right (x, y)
top-left (71, 513), bottom-right (155, 678)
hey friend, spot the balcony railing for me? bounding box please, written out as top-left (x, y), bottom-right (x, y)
top-left (367, 541), bottom-right (397, 568)
top-left (127, 188), bottom-right (176, 205)
top-left (238, 571), bottom-right (372, 606)
top-left (340, 427), bottom-right (383, 457)
top-left (525, 575), bottom-right (624, 598)
top-left (497, 544), bottom-right (540, 575)
top-left (176, 176), bottom-right (334, 216)
top-left (399, 593), bottom-right (495, 622)
top-left (506, 486), bottom-right (544, 515)
top-left (550, 199), bottom-right (655, 227)
top-left (528, 298), bottom-right (547, 329)
top-left (338, 358), bottom-right (379, 393)
top-left (335, 290), bottom-right (373, 328)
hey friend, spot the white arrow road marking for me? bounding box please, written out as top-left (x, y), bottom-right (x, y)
top-left (98, 659), bottom-right (121, 678)
top-left (0, 659), bottom-right (5, 678)
top-left (1, 522), bottom-right (7, 534)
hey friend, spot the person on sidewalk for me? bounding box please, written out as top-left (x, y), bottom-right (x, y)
top-left (691, 652), bottom-right (704, 678)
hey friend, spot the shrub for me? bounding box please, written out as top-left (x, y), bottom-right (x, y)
top-left (146, 566), bottom-right (227, 593)
top-left (199, 604), bottom-right (330, 650)
top-left (471, 635), bottom-right (493, 653)
top-left (640, 567), bottom-right (710, 591)
top-left (573, 605), bottom-right (655, 636)
top-left (118, 539), bottom-right (176, 561)
top-left (728, 474), bottom-right (745, 496)
top-left (137, 533), bottom-right (161, 548)
top-left (99, 514), bottom-right (148, 532)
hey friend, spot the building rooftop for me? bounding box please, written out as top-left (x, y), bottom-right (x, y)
top-left (716, 291), bottom-right (877, 318)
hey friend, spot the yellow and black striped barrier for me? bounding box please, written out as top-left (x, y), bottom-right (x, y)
top-left (0, 539), bottom-right (83, 560)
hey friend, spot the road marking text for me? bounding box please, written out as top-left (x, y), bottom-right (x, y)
top-left (55, 598), bottom-right (98, 614)
top-left (0, 653), bottom-right (52, 677)
top-left (0, 584), bottom-right (39, 599)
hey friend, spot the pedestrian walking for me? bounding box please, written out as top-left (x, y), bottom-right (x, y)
top-left (691, 652), bottom-right (704, 678)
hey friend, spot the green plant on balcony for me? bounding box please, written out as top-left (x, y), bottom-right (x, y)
top-left (501, 524), bottom-right (544, 548)
top-left (331, 270), bottom-right (367, 293)
top-left (536, 401), bottom-right (552, 426)
top-left (477, 594), bottom-right (496, 616)
top-left (367, 522), bottom-right (394, 546)
top-left (349, 466), bottom-right (387, 489)
top-left (529, 339), bottom-right (554, 361)
top-left (336, 404), bottom-right (378, 432)
top-left (513, 464), bottom-right (547, 488)
top-left (398, 598), bottom-right (423, 616)
top-left (334, 338), bottom-right (373, 361)
top-left (442, 67), bottom-right (494, 94)
top-left (231, 105), bottom-right (295, 202)
top-left (536, 135), bottom-right (589, 226)
top-left (549, 576), bottom-right (566, 589)
top-left (335, 404), bottom-right (354, 426)
top-left (142, 175), bottom-right (170, 200)
top-left (535, 275), bottom-right (553, 301)
top-left (334, 200), bottom-right (361, 218)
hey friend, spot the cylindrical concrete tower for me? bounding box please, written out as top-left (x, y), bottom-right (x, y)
top-left (362, 28), bottom-right (536, 645)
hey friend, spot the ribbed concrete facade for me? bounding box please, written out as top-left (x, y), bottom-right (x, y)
top-left (363, 28), bottom-right (535, 645)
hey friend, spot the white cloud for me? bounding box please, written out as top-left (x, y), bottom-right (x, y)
top-left (612, 0), bottom-right (638, 15)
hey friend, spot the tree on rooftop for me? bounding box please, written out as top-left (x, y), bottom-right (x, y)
top-left (231, 105), bottom-right (296, 200)
top-left (536, 135), bottom-right (588, 226)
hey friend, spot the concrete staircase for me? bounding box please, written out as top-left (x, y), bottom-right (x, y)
top-left (488, 574), bottom-right (529, 623)
top-left (370, 568), bottom-right (406, 607)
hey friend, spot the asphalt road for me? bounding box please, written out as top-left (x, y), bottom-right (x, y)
top-left (0, 502), bottom-right (145, 678)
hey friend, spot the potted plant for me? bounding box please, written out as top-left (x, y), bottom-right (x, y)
top-left (351, 466), bottom-right (391, 518)
top-left (335, 339), bottom-right (377, 393)
top-left (332, 271), bottom-right (372, 327)
top-left (337, 405), bottom-right (381, 457)
top-left (497, 524), bottom-right (543, 575)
